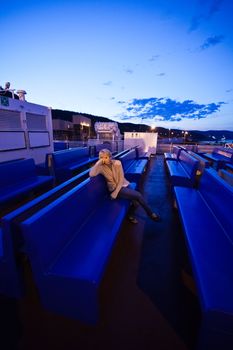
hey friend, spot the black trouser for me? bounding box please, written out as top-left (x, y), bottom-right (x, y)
top-left (117, 186), bottom-right (153, 217)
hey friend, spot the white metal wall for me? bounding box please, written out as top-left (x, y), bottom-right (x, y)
top-left (0, 97), bottom-right (54, 164)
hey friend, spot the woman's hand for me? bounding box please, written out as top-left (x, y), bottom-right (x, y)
top-left (110, 191), bottom-right (117, 199)
top-left (96, 159), bottom-right (104, 166)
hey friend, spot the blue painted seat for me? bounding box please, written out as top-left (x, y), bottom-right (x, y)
top-left (187, 151), bottom-right (210, 176)
top-left (35, 153), bottom-right (53, 176)
top-left (225, 162), bottom-right (233, 172)
top-left (166, 150), bottom-right (199, 187)
top-left (20, 176), bottom-right (136, 323)
top-left (135, 146), bottom-right (150, 160)
top-left (0, 224), bottom-right (24, 298)
top-left (164, 146), bottom-right (182, 161)
top-left (119, 148), bottom-right (136, 171)
top-left (0, 158), bottom-right (25, 165)
top-left (219, 169), bottom-right (233, 187)
top-left (174, 169), bottom-right (233, 340)
top-left (203, 147), bottom-right (233, 170)
top-left (113, 148), bottom-right (132, 159)
top-left (53, 141), bottom-right (69, 151)
top-left (0, 158), bottom-right (53, 207)
top-left (51, 147), bottom-right (98, 182)
top-left (0, 169), bottom-right (90, 298)
top-left (119, 148), bottom-right (148, 184)
top-left (0, 228), bottom-right (2, 258)
top-left (182, 144), bottom-right (198, 152)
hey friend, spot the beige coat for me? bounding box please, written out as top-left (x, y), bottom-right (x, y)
top-left (89, 159), bottom-right (129, 199)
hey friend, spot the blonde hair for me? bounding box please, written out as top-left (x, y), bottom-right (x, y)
top-left (99, 148), bottom-right (112, 158)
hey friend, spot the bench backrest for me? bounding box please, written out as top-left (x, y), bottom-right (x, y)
top-left (53, 141), bottom-right (69, 151)
top-left (21, 175), bottom-right (108, 272)
top-left (0, 168), bottom-right (90, 296)
top-left (2, 168), bottom-right (90, 232)
top-left (199, 169), bottom-right (233, 241)
top-left (180, 145), bottom-right (199, 153)
top-left (179, 150), bottom-right (199, 178)
top-left (0, 228), bottom-right (3, 258)
top-left (0, 158), bottom-right (36, 188)
top-left (135, 146), bottom-right (147, 159)
top-left (114, 148), bottom-right (131, 159)
top-left (192, 144), bottom-right (198, 153)
top-left (219, 169), bottom-right (233, 187)
top-left (119, 149), bottom-right (137, 171)
top-left (172, 146), bottom-right (182, 159)
top-left (0, 158), bottom-right (25, 165)
top-left (0, 224), bottom-right (22, 298)
top-left (188, 151), bottom-right (210, 172)
top-left (213, 148), bottom-right (233, 161)
top-left (52, 148), bottom-right (89, 168)
top-left (184, 144), bottom-right (197, 152)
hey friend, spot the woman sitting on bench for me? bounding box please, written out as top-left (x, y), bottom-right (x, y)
top-left (89, 149), bottom-right (160, 224)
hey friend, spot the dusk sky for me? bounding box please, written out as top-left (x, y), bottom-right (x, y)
top-left (1, 0), bottom-right (233, 130)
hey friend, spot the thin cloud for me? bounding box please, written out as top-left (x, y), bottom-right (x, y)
top-left (189, 15), bottom-right (203, 32)
top-left (118, 97), bottom-right (225, 123)
top-left (124, 68), bottom-right (134, 74)
top-left (208, 0), bottom-right (223, 17)
top-left (148, 55), bottom-right (160, 62)
top-left (189, 0), bottom-right (223, 32)
top-left (200, 35), bottom-right (224, 50)
top-left (103, 81), bottom-right (112, 86)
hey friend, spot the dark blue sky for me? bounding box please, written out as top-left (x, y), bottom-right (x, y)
top-left (1, 0), bottom-right (233, 130)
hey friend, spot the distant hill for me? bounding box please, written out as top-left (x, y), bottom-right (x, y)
top-left (52, 109), bottom-right (151, 133)
top-left (52, 109), bottom-right (233, 141)
top-left (190, 130), bottom-right (233, 141)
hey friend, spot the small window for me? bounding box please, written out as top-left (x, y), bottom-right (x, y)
top-left (26, 113), bottom-right (47, 130)
top-left (28, 131), bottom-right (50, 148)
top-left (0, 109), bottom-right (22, 129)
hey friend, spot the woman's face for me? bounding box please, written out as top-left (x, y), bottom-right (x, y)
top-left (99, 152), bottom-right (111, 164)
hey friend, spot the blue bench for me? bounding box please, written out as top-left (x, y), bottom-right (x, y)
top-left (53, 141), bottom-right (69, 151)
top-left (174, 169), bottom-right (233, 346)
top-left (181, 144), bottom-right (198, 152)
top-left (219, 169), bottom-right (233, 187)
top-left (0, 224), bottom-right (24, 298)
top-left (52, 147), bottom-right (98, 182)
top-left (165, 147), bottom-right (209, 177)
top-left (20, 176), bottom-right (136, 323)
top-left (225, 162), bottom-right (233, 172)
top-left (187, 151), bottom-right (210, 176)
top-left (35, 153), bottom-right (54, 176)
top-left (164, 145), bottom-right (182, 161)
top-left (203, 147), bottom-right (233, 170)
top-left (0, 158), bottom-right (54, 207)
top-left (0, 168), bottom-right (90, 298)
top-left (113, 148), bottom-right (132, 159)
top-left (166, 150), bottom-right (199, 187)
top-left (135, 146), bottom-right (150, 160)
top-left (119, 148), bottom-right (148, 184)
top-left (0, 158), bottom-right (25, 165)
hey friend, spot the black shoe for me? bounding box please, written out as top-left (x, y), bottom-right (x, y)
top-left (128, 216), bottom-right (138, 224)
top-left (150, 213), bottom-right (160, 222)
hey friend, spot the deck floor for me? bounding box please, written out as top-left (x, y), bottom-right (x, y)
top-left (0, 155), bottom-right (201, 350)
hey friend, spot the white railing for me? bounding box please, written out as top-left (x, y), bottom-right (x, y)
top-left (156, 142), bottom-right (219, 154)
